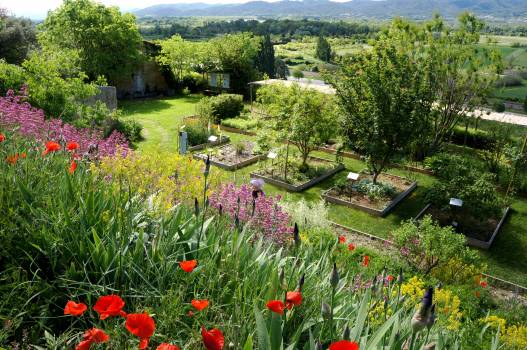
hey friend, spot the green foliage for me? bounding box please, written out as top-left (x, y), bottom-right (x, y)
top-left (355, 179), bottom-right (397, 201)
top-left (274, 57), bottom-right (289, 79)
top-left (209, 94), bottom-right (244, 122)
top-left (315, 35), bottom-right (332, 62)
top-left (493, 100), bottom-right (506, 112)
top-left (450, 126), bottom-right (496, 150)
top-left (523, 96), bottom-right (527, 113)
top-left (221, 116), bottom-right (259, 131)
top-left (103, 116), bottom-right (143, 143)
top-left (38, 0), bottom-right (143, 83)
top-left (257, 34), bottom-right (276, 78)
top-left (158, 34), bottom-right (199, 82)
top-left (292, 69), bottom-right (304, 79)
top-left (0, 12), bottom-right (36, 64)
top-left (0, 59), bottom-right (24, 94)
top-left (185, 124), bottom-right (213, 146)
top-left (393, 216), bottom-right (481, 276)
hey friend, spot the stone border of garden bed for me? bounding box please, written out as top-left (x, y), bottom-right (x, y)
top-left (188, 136), bottom-right (230, 152)
top-left (321, 175), bottom-right (417, 217)
top-left (193, 148), bottom-right (265, 171)
top-left (250, 157), bottom-right (344, 192)
top-left (414, 203), bottom-right (511, 250)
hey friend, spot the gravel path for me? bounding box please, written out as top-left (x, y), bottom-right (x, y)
top-left (475, 108), bottom-right (527, 126)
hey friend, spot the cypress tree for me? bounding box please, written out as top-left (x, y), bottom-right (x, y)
top-left (315, 35), bottom-right (332, 62)
top-left (257, 34), bottom-right (276, 78)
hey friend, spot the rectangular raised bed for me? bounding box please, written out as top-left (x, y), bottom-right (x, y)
top-left (414, 204), bottom-right (511, 250)
top-left (188, 136), bottom-right (230, 152)
top-left (250, 157), bottom-right (344, 192)
top-left (193, 149), bottom-right (265, 171)
top-left (322, 175), bottom-right (417, 217)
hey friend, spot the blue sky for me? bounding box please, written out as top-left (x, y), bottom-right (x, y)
top-left (0, 0), bottom-right (295, 19)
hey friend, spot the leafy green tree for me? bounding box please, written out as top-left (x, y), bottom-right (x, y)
top-left (315, 35), bottom-right (332, 62)
top-left (393, 216), bottom-right (481, 276)
top-left (0, 9), bottom-right (37, 64)
top-left (158, 34), bottom-right (197, 82)
top-left (274, 57), bottom-right (289, 79)
top-left (332, 23), bottom-right (433, 183)
top-left (416, 13), bottom-right (501, 157)
top-left (209, 33), bottom-right (261, 96)
top-left (256, 34), bottom-right (275, 78)
top-left (38, 0), bottom-right (143, 83)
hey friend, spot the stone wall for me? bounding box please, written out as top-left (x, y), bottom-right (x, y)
top-left (114, 60), bottom-right (171, 99)
top-left (84, 86), bottom-right (117, 111)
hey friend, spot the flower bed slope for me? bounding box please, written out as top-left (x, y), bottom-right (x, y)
top-left (322, 173), bottom-right (417, 217)
top-left (194, 141), bottom-right (264, 170)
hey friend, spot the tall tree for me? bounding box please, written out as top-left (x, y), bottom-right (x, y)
top-left (332, 24), bottom-right (434, 183)
top-left (0, 9), bottom-right (37, 64)
top-left (157, 34), bottom-right (197, 82)
top-left (315, 35), bottom-right (332, 62)
top-left (38, 0), bottom-right (143, 83)
top-left (256, 34), bottom-right (275, 78)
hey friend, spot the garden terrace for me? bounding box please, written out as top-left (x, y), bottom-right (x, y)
top-left (194, 141), bottom-right (265, 170)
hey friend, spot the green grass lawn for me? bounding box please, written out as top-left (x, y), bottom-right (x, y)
top-left (120, 95), bottom-right (527, 286)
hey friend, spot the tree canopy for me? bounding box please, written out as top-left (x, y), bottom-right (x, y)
top-left (0, 9), bottom-right (37, 64)
top-left (315, 35), bottom-right (332, 62)
top-left (38, 0), bottom-right (143, 83)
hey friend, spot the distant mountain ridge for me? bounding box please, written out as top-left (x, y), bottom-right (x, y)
top-left (133, 0), bottom-right (527, 19)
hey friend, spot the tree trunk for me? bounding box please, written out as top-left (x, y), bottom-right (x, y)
top-left (284, 141), bottom-right (290, 182)
top-left (372, 171), bottom-right (379, 184)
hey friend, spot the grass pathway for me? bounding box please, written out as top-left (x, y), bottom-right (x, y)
top-left (120, 95), bottom-right (527, 286)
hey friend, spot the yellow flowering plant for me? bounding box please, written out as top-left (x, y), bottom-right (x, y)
top-left (93, 150), bottom-right (219, 212)
top-left (481, 315), bottom-right (527, 350)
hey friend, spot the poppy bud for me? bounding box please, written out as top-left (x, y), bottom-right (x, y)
top-left (297, 273), bottom-right (305, 292)
top-left (204, 155), bottom-right (211, 177)
top-left (321, 302), bottom-right (331, 320)
top-left (279, 268), bottom-right (286, 290)
top-left (234, 213), bottom-right (240, 228)
top-left (251, 198), bottom-right (256, 217)
top-left (343, 324), bottom-right (350, 340)
top-left (219, 204), bottom-right (223, 216)
top-left (194, 198), bottom-right (200, 216)
top-left (426, 304), bottom-right (436, 330)
top-left (412, 287), bottom-right (434, 333)
top-left (397, 268), bottom-right (404, 284)
top-left (330, 263), bottom-right (339, 288)
top-left (293, 223), bottom-right (300, 247)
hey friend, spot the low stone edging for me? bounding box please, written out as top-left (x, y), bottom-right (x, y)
top-left (188, 136), bottom-right (230, 152)
top-left (322, 177), bottom-right (417, 217)
top-left (414, 204), bottom-right (511, 250)
top-left (250, 157), bottom-right (344, 192)
top-left (194, 151), bottom-right (265, 170)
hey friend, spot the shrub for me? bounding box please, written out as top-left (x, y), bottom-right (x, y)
top-left (181, 73), bottom-right (207, 93)
top-left (450, 126), bottom-right (495, 150)
top-left (281, 199), bottom-right (331, 230)
top-left (185, 124), bottom-right (212, 146)
top-left (103, 118), bottom-right (143, 143)
top-left (355, 179), bottom-right (397, 201)
top-left (221, 117), bottom-right (259, 131)
top-left (209, 94), bottom-right (244, 123)
top-left (495, 75), bottom-right (523, 88)
top-left (494, 101), bottom-right (506, 112)
top-left (292, 69), bottom-right (304, 79)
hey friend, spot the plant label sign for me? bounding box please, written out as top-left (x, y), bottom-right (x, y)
top-left (208, 135), bottom-right (218, 143)
top-left (267, 151), bottom-right (278, 159)
top-left (449, 198), bottom-right (463, 207)
top-left (347, 172), bottom-right (360, 181)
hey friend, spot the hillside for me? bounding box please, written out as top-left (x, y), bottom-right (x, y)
top-left (134, 0), bottom-right (527, 19)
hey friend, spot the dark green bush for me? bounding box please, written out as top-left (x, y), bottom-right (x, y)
top-left (185, 124), bottom-right (212, 146)
top-left (495, 74), bottom-right (523, 88)
top-left (493, 101), bottom-right (506, 112)
top-left (450, 127), bottom-right (495, 150)
top-left (181, 74), bottom-right (207, 93)
top-left (209, 93), bottom-right (244, 122)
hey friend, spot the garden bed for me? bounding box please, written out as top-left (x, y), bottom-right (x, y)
top-left (322, 173), bottom-right (417, 217)
top-left (193, 141), bottom-right (265, 170)
top-left (414, 204), bottom-right (510, 249)
top-left (188, 135), bottom-right (230, 152)
top-left (250, 157), bottom-right (344, 192)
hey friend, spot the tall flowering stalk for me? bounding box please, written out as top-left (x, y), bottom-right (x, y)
top-left (209, 183), bottom-right (292, 244)
top-left (0, 87), bottom-right (128, 159)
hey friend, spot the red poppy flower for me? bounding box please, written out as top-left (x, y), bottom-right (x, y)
top-left (480, 281), bottom-right (488, 288)
top-left (75, 328), bottom-right (109, 350)
top-left (0, 133), bottom-right (5, 142)
top-left (67, 142), bottom-right (80, 151)
top-left (192, 299), bottom-right (209, 311)
top-left (42, 141), bottom-right (61, 156)
top-left (362, 255), bottom-right (370, 267)
top-left (348, 243), bottom-right (355, 251)
top-left (6, 154), bottom-right (19, 165)
top-left (201, 326), bottom-right (225, 350)
top-left (93, 295), bottom-right (126, 320)
top-left (285, 291), bottom-right (302, 310)
top-left (157, 344), bottom-right (180, 350)
top-left (20, 152), bottom-right (26, 158)
top-left (188, 310), bottom-right (195, 317)
top-left (266, 300), bottom-right (285, 315)
top-left (179, 260), bottom-right (197, 272)
top-left (386, 275), bottom-right (394, 283)
top-left (126, 313), bottom-right (156, 350)
top-left (338, 235), bottom-right (346, 244)
top-left (329, 340), bottom-right (359, 350)
top-left (69, 160), bottom-right (77, 174)
top-left (64, 300), bottom-right (88, 316)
